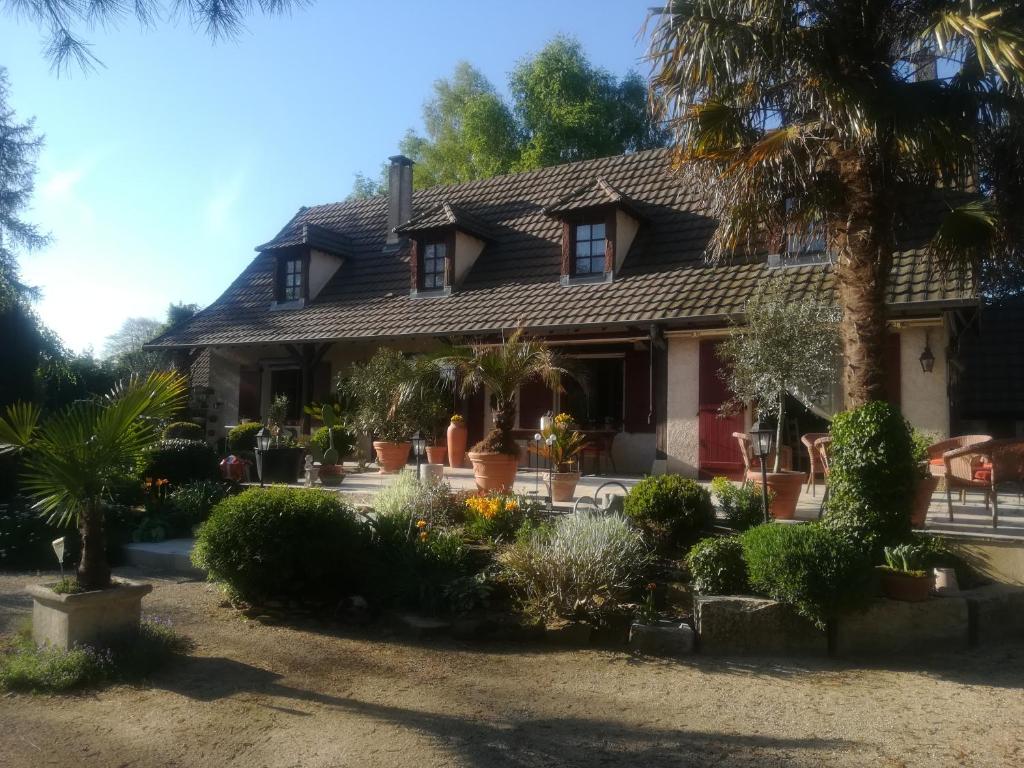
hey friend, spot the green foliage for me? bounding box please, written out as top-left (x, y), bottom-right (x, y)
top-left (167, 480), bottom-right (230, 528)
top-left (498, 511), bottom-right (649, 623)
top-left (742, 522), bottom-right (874, 629)
top-left (50, 577), bottom-right (85, 594)
top-left (883, 542), bottom-right (931, 576)
top-left (140, 439), bottom-right (220, 485)
top-left (163, 421), bottom-right (203, 440)
top-left (686, 536), bottom-right (749, 595)
top-left (822, 401), bottom-right (917, 554)
top-left (311, 426), bottom-right (354, 464)
top-left (463, 492), bottom-right (536, 543)
top-left (711, 476), bottom-right (770, 531)
top-left (346, 348), bottom-right (418, 442)
top-left (228, 421), bottom-right (262, 452)
top-left (623, 474), bottom-right (714, 552)
top-left (192, 487), bottom-right (370, 606)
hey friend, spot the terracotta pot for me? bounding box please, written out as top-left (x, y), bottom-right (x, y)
top-left (550, 471), bottom-right (580, 502)
top-left (910, 475), bottom-right (939, 528)
top-left (468, 451), bottom-right (518, 491)
top-left (748, 469), bottom-right (807, 520)
top-left (373, 441), bottom-right (411, 474)
top-left (425, 445), bottom-right (448, 466)
top-left (447, 420), bottom-right (468, 468)
top-left (878, 567), bottom-right (933, 602)
top-left (318, 464), bottom-right (345, 487)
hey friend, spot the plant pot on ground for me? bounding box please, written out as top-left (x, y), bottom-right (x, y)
top-left (539, 413), bottom-right (586, 502)
top-left (259, 446), bottom-right (306, 483)
top-left (312, 405), bottom-right (350, 487)
top-left (550, 471), bottom-right (581, 502)
top-left (878, 543), bottom-right (934, 602)
top-left (27, 578), bottom-right (153, 650)
top-left (425, 444), bottom-right (448, 465)
top-left (910, 474), bottom-right (940, 528)
top-left (748, 469), bottom-right (808, 520)
top-left (374, 441), bottom-right (411, 473)
top-left (447, 416), bottom-right (467, 468)
top-left (468, 451), bottom-right (519, 491)
top-left (317, 463), bottom-right (345, 487)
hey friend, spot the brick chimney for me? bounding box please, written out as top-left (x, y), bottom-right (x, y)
top-left (386, 154), bottom-right (414, 246)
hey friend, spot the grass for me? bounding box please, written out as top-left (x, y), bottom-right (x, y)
top-left (50, 578), bottom-right (86, 595)
top-left (0, 616), bottom-right (193, 693)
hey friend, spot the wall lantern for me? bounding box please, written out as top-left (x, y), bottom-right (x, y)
top-left (919, 333), bottom-right (935, 374)
top-left (411, 432), bottom-right (426, 475)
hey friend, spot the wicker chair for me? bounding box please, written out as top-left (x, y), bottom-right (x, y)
top-left (732, 432), bottom-right (792, 474)
top-left (943, 438), bottom-right (1024, 528)
top-left (801, 432), bottom-right (831, 497)
top-left (926, 435), bottom-right (992, 480)
top-left (813, 436), bottom-right (833, 517)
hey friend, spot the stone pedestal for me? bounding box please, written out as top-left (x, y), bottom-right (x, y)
top-left (419, 463), bottom-right (445, 485)
top-left (694, 595), bottom-right (828, 655)
top-left (629, 620), bottom-right (695, 656)
top-left (962, 584), bottom-right (1024, 646)
top-left (27, 578), bottom-right (153, 650)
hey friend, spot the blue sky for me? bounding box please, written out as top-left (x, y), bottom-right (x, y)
top-left (2, 1), bottom-right (654, 353)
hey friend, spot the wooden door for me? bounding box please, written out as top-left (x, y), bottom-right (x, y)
top-left (698, 340), bottom-right (745, 479)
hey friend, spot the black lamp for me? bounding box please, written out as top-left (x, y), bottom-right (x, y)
top-left (411, 432), bottom-right (426, 476)
top-left (919, 333), bottom-right (935, 373)
top-left (255, 427), bottom-right (272, 487)
top-left (750, 420), bottom-right (775, 523)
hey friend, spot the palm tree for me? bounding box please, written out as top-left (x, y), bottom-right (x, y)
top-left (647, 1), bottom-right (1024, 407)
top-left (0, 372), bottom-right (188, 590)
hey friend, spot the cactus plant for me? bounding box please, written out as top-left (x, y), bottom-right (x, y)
top-left (321, 404), bottom-right (340, 466)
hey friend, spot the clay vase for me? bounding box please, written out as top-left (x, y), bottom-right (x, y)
top-left (425, 445), bottom-right (448, 466)
top-left (373, 441), bottom-right (411, 474)
top-left (748, 469), bottom-right (807, 520)
top-left (910, 475), bottom-right (940, 528)
top-left (447, 419), bottom-right (468, 468)
top-left (468, 452), bottom-right (518, 491)
top-left (550, 471), bottom-right (581, 502)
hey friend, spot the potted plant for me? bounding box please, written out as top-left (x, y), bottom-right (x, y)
top-left (446, 414), bottom-right (466, 468)
top-left (257, 394), bottom-right (305, 483)
top-left (878, 543), bottom-right (934, 602)
top-left (628, 582), bottom-right (695, 656)
top-left (539, 412), bottom-right (586, 501)
top-left (0, 372), bottom-right (187, 649)
top-left (910, 429), bottom-right (940, 528)
top-left (346, 349), bottom-right (416, 473)
top-left (313, 404), bottom-right (354, 487)
top-left (718, 275), bottom-right (839, 519)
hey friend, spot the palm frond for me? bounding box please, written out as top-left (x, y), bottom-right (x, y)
top-left (929, 200), bottom-right (998, 273)
top-left (0, 402), bottom-right (41, 454)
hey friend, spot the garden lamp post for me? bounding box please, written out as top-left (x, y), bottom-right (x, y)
top-left (750, 421), bottom-right (774, 523)
top-left (255, 427), bottom-right (272, 487)
top-left (411, 432), bottom-right (426, 477)
top-left (533, 432), bottom-right (542, 495)
top-left (545, 433), bottom-right (557, 511)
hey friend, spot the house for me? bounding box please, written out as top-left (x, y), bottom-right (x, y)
top-left (149, 149), bottom-right (976, 477)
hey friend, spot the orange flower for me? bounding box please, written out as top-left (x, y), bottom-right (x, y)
top-left (416, 519), bottom-right (427, 529)
top-left (418, 531), bottom-right (429, 541)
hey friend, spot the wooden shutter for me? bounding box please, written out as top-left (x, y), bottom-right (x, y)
top-left (623, 350), bottom-right (654, 433)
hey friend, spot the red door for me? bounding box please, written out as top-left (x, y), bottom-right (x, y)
top-left (698, 340), bottom-right (745, 479)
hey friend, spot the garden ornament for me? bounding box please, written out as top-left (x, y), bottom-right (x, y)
top-left (572, 481), bottom-right (629, 516)
top-left (52, 537), bottom-right (66, 581)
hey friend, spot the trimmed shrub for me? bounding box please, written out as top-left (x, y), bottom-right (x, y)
top-left (163, 421), bottom-right (204, 441)
top-left (623, 474), bottom-right (714, 552)
top-left (310, 426), bottom-right (355, 462)
top-left (711, 476), bottom-right (770, 531)
top-left (193, 487), bottom-right (370, 605)
top-left (140, 439), bottom-right (220, 485)
top-left (822, 401), bottom-right (916, 554)
top-left (498, 512), bottom-right (649, 623)
top-left (686, 536), bottom-right (749, 595)
top-left (741, 522), bottom-right (874, 629)
top-left (227, 422), bottom-right (263, 453)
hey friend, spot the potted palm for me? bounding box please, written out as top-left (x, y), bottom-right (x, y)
top-left (719, 275), bottom-right (839, 519)
top-left (346, 349), bottom-right (415, 473)
top-left (0, 372), bottom-right (187, 649)
top-left (878, 543), bottom-right (934, 602)
top-left (539, 412), bottom-right (587, 501)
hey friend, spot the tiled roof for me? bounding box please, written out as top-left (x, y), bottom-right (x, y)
top-left (150, 148), bottom-right (976, 349)
top-left (544, 176), bottom-right (636, 216)
top-left (257, 222), bottom-right (354, 255)
top-left (395, 201), bottom-right (496, 240)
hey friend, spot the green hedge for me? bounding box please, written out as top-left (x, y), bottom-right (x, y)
top-left (823, 401), bottom-right (916, 554)
top-left (710, 477), bottom-right (769, 531)
top-left (686, 536), bottom-right (749, 595)
top-left (741, 522), bottom-right (874, 629)
top-left (228, 422), bottom-right (263, 453)
top-left (192, 487), bottom-right (370, 605)
top-left (163, 421), bottom-right (204, 441)
top-left (140, 439), bottom-right (220, 485)
top-left (623, 474), bottom-right (714, 552)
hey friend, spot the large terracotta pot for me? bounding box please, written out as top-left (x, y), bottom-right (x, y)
top-left (878, 567), bottom-right (933, 602)
top-left (910, 475), bottom-right (939, 528)
top-left (748, 469), bottom-right (807, 520)
top-left (550, 471), bottom-right (581, 502)
top-left (447, 420), bottom-right (468, 468)
top-left (468, 451), bottom-right (518, 491)
top-left (373, 441), bottom-right (411, 474)
top-left (426, 445), bottom-right (448, 466)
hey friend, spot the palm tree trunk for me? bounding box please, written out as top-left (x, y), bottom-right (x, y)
top-left (834, 151), bottom-right (895, 408)
top-left (77, 500), bottom-right (111, 591)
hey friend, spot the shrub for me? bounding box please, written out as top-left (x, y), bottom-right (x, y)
top-left (163, 421), bottom-right (204, 440)
top-left (710, 476), bottom-right (770, 531)
top-left (166, 480), bottom-right (231, 531)
top-left (498, 512), bottom-right (649, 623)
top-left (140, 439), bottom-right (220, 485)
top-left (228, 422), bottom-right (263, 453)
top-left (741, 522), bottom-right (874, 629)
top-left (686, 536), bottom-right (749, 595)
top-left (823, 401), bottom-right (916, 554)
top-left (311, 426), bottom-right (355, 462)
top-left (623, 474), bottom-right (714, 552)
top-left (193, 487), bottom-right (370, 605)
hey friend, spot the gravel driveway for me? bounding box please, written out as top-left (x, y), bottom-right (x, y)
top-left (2, 569), bottom-right (1023, 768)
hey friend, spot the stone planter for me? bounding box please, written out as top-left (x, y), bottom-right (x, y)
top-left (878, 567), bottom-right (934, 602)
top-left (549, 471), bottom-right (580, 502)
top-left (425, 445), bottom-right (448, 466)
top-left (910, 474), bottom-right (939, 528)
top-left (318, 464), bottom-right (345, 487)
top-left (748, 469), bottom-right (807, 520)
top-left (468, 451), bottom-right (518, 491)
top-left (629, 619), bottom-right (695, 656)
top-left (447, 420), bottom-right (468, 468)
top-left (694, 595), bottom-right (828, 655)
top-left (373, 441), bottom-right (411, 473)
top-left (26, 578), bottom-right (153, 650)
top-left (258, 446), bottom-right (305, 484)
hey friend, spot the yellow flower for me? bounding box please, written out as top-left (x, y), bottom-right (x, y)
top-left (450, 414), bottom-right (464, 423)
top-left (418, 531), bottom-right (429, 541)
top-left (416, 519), bottom-right (427, 529)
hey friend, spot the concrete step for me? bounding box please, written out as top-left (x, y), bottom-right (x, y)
top-left (122, 538), bottom-right (205, 578)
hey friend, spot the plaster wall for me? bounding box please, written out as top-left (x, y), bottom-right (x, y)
top-left (897, 324), bottom-right (950, 438)
top-left (665, 336), bottom-right (701, 477)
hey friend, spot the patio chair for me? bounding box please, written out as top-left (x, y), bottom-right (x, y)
top-left (813, 436), bottom-right (832, 517)
top-left (943, 438), bottom-right (1024, 528)
top-left (926, 435), bottom-right (992, 482)
top-left (800, 432), bottom-right (830, 497)
top-left (732, 432), bottom-right (792, 475)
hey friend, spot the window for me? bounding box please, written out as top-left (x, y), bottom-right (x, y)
top-left (574, 222), bottom-right (606, 275)
top-left (281, 257), bottom-right (304, 301)
top-left (420, 241), bottom-right (447, 290)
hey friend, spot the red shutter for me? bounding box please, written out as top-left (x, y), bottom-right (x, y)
top-left (623, 349), bottom-right (654, 433)
top-left (885, 333), bottom-right (902, 407)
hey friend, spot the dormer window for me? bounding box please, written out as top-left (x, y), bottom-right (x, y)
top-left (420, 241), bottom-right (447, 290)
top-left (281, 256), bottom-right (305, 300)
top-left (573, 222), bottom-right (606, 276)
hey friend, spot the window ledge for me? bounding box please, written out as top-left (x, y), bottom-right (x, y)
top-left (269, 298), bottom-right (306, 311)
top-left (561, 272), bottom-right (613, 287)
top-left (767, 252), bottom-right (831, 268)
top-left (410, 286), bottom-right (452, 299)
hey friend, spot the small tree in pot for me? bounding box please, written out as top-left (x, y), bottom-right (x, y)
top-left (719, 275), bottom-right (840, 518)
top-left (346, 349), bottom-right (417, 473)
